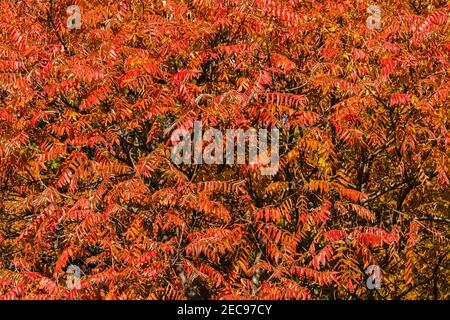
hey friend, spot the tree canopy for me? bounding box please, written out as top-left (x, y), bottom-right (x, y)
top-left (0, 0), bottom-right (448, 299)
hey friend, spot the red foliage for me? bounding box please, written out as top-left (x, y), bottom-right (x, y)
top-left (0, 0), bottom-right (449, 300)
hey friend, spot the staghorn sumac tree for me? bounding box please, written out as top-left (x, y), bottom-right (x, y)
top-left (0, 0), bottom-right (448, 300)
